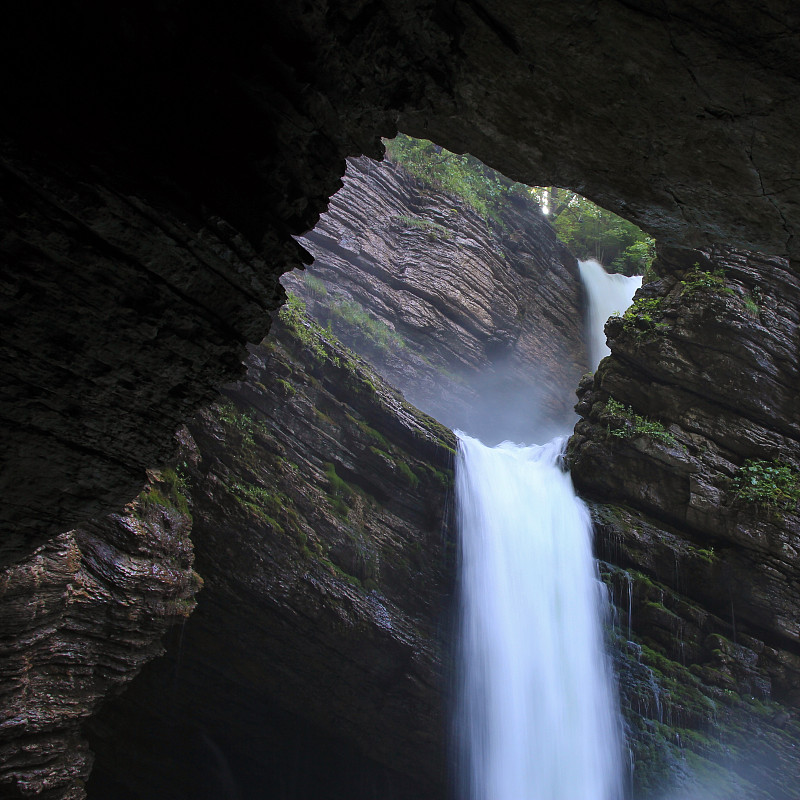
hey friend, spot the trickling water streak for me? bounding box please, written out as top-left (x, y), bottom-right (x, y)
top-left (578, 259), bottom-right (642, 369)
top-left (456, 433), bottom-right (625, 800)
top-left (624, 570), bottom-right (634, 641)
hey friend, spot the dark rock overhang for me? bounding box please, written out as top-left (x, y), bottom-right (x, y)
top-left (3, 1), bottom-right (800, 555)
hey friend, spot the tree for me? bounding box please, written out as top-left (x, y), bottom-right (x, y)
top-left (536, 188), bottom-right (654, 276)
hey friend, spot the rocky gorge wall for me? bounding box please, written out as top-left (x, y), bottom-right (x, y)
top-left (84, 305), bottom-right (457, 800)
top-left (285, 154), bottom-right (587, 442)
top-left (0, 468), bottom-right (198, 799)
top-left (569, 247), bottom-right (800, 798)
top-left (5, 127), bottom-right (800, 799)
top-left (1, 150), bottom-right (589, 798)
top-left (1, 297), bottom-right (457, 800)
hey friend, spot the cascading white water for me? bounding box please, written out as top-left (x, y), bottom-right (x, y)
top-left (456, 433), bottom-right (624, 800)
top-left (454, 257), bottom-right (642, 798)
top-left (578, 259), bottom-right (642, 369)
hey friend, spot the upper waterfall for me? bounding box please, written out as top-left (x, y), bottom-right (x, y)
top-left (579, 259), bottom-right (642, 370)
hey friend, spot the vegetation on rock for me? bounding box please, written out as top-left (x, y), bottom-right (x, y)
top-left (530, 187), bottom-right (655, 276)
top-left (384, 133), bottom-right (655, 276)
top-left (680, 264), bottom-right (734, 297)
top-left (384, 133), bottom-right (525, 221)
top-left (616, 296), bottom-right (669, 339)
top-left (604, 397), bottom-right (677, 445)
top-left (731, 459), bottom-right (800, 509)
top-left (325, 296), bottom-right (406, 353)
top-left (139, 466), bottom-right (192, 518)
top-left (396, 214), bottom-right (452, 239)
top-left (279, 292), bottom-right (338, 365)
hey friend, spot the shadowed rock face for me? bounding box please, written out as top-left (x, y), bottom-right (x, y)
top-left (84, 311), bottom-right (456, 800)
top-left (568, 246), bottom-right (800, 797)
top-left (570, 247), bottom-right (800, 662)
top-left (1, 304), bottom-right (456, 800)
top-left (4, 2), bottom-right (800, 550)
top-left (286, 155), bottom-right (587, 443)
top-left (1, 151), bottom-right (588, 800)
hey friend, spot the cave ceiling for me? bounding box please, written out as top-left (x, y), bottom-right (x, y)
top-left (2, 0), bottom-right (800, 557)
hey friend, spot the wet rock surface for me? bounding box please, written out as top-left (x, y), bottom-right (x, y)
top-left (0, 471), bottom-right (197, 799)
top-left (5, 2), bottom-right (800, 550)
top-left (286, 155), bottom-right (586, 442)
top-left (568, 246), bottom-right (800, 797)
top-left (85, 309), bottom-right (456, 800)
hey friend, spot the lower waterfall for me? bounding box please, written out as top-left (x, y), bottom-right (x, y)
top-left (455, 433), bottom-right (625, 800)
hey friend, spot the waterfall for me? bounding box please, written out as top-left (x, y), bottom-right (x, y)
top-left (453, 257), bottom-right (642, 798)
top-left (455, 433), bottom-right (624, 800)
top-left (578, 259), bottom-right (642, 369)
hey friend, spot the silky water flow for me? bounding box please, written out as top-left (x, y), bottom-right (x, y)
top-left (454, 260), bottom-right (640, 800)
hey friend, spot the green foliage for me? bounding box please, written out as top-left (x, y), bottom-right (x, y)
top-left (137, 466), bottom-right (192, 519)
top-left (533, 188), bottom-right (655, 276)
top-left (229, 480), bottom-right (301, 532)
top-left (731, 459), bottom-right (800, 509)
top-left (303, 273), bottom-right (328, 298)
top-left (328, 298), bottom-right (405, 353)
top-left (215, 402), bottom-right (263, 448)
top-left (396, 214), bottom-right (452, 238)
top-left (385, 133), bottom-right (654, 273)
top-left (279, 292), bottom-right (333, 365)
top-left (680, 264), bottom-right (734, 297)
top-left (384, 133), bottom-right (524, 221)
top-left (693, 546), bottom-right (716, 565)
top-left (619, 296), bottom-right (669, 338)
top-left (159, 468), bottom-right (191, 515)
top-left (324, 461), bottom-right (351, 496)
top-left (357, 420), bottom-right (391, 451)
top-left (324, 462), bottom-right (353, 516)
top-left (396, 460), bottom-right (419, 488)
top-left (742, 292), bottom-right (760, 318)
top-left (605, 397), bottom-right (677, 445)
top-left (423, 464), bottom-right (454, 490)
top-left (276, 378), bottom-right (296, 397)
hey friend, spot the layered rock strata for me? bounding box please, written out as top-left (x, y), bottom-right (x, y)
top-left (0, 470), bottom-right (198, 799)
top-left (286, 155), bottom-right (586, 442)
top-left (6, 2), bottom-right (800, 548)
top-left (569, 247), bottom-right (800, 798)
top-left (85, 306), bottom-right (456, 800)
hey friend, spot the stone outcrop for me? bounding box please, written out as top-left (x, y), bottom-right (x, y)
top-left (0, 470), bottom-right (198, 799)
top-left (286, 155), bottom-right (586, 442)
top-left (83, 306), bottom-right (456, 800)
top-left (568, 246), bottom-right (800, 798)
top-left (5, 2), bottom-right (800, 550)
top-left (0, 145), bottom-right (288, 561)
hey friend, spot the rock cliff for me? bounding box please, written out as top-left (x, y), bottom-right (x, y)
top-left (568, 246), bottom-right (800, 798)
top-left (6, 136), bottom-right (800, 798)
top-left (82, 304), bottom-right (456, 800)
top-left (0, 469), bottom-right (198, 799)
top-left (285, 154), bottom-right (586, 442)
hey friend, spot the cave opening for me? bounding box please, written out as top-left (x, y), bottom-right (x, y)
top-left (274, 133), bottom-right (643, 800)
top-left (284, 133), bottom-right (653, 446)
top-left (81, 131), bottom-right (650, 800)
